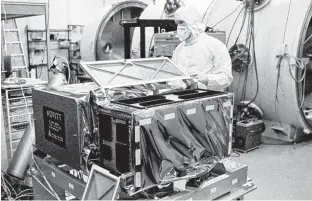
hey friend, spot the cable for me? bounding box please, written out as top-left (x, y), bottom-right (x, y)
top-left (14, 194), bottom-right (34, 200)
top-left (274, 56), bottom-right (284, 128)
top-left (233, 5), bottom-right (248, 46)
top-left (233, 8), bottom-right (253, 102)
top-left (304, 33), bottom-right (312, 44)
top-left (29, 173), bottom-right (56, 199)
top-left (282, 0), bottom-right (292, 43)
top-left (16, 189), bottom-right (33, 197)
top-left (239, 8), bottom-right (253, 103)
top-left (246, 3), bottom-right (259, 105)
top-left (33, 159), bottom-right (61, 200)
top-left (286, 55), bottom-right (306, 83)
top-left (285, 54), bottom-right (307, 108)
top-left (212, 2), bottom-right (244, 28)
top-left (226, 6), bottom-right (245, 46)
top-left (201, 0), bottom-right (215, 23)
top-left (1, 173), bottom-right (14, 199)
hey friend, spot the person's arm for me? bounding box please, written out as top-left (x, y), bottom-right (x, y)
top-left (196, 41), bottom-right (233, 91)
top-left (167, 44), bottom-right (189, 89)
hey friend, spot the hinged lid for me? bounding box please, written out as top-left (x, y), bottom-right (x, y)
top-left (79, 57), bottom-right (190, 90)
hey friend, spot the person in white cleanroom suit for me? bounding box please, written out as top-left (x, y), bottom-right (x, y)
top-left (171, 5), bottom-right (233, 91)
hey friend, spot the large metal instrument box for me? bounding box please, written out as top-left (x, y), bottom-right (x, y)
top-left (33, 58), bottom-right (234, 194)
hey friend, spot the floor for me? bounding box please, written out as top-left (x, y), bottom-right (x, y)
top-left (229, 135), bottom-right (312, 200)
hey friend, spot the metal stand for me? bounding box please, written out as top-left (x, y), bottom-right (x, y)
top-left (31, 154), bottom-right (256, 200)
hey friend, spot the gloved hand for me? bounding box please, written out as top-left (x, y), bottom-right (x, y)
top-left (195, 74), bottom-right (209, 86)
top-left (168, 80), bottom-right (186, 89)
top-left (183, 79), bottom-right (198, 89)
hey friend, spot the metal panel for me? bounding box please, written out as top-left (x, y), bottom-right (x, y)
top-left (1, 1), bottom-right (47, 20)
top-left (32, 89), bottom-right (82, 169)
top-left (79, 57), bottom-right (190, 90)
top-left (33, 156), bottom-right (85, 200)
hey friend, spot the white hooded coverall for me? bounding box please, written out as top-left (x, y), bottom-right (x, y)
top-left (171, 6), bottom-right (233, 91)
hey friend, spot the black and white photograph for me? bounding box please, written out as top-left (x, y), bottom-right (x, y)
top-left (0, 0), bottom-right (312, 200)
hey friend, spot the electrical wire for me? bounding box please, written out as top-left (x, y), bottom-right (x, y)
top-left (273, 0), bottom-right (294, 127)
top-left (226, 6), bottom-right (245, 46)
top-left (16, 189), bottom-right (33, 197)
top-left (33, 159), bottom-right (61, 200)
top-left (1, 171), bottom-right (34, 201)
top-left (212, 2), bottom-right (244, 28)
top-left (233, 5), bottom-right (248, 46)
top-left (233, 8), bottom-right (252, 103)
top-left (14, 194), bottom-right (34, 200)
top-left (28, 172), bottom-right (57, 199)
top-left (285, 54), bottom-right (307, 108)
top-left (239, 7), bottom-right (253, 103)
top-left (274, 56), bottom-right (284, 128)
top-left (201, 0), bottom-right (215, 23)
top-left (1, 174), bottom-right (13, 199)
top-left (282, 0), bottom-right (292, 43)
top-left (304, 33), bottom-right (312, 44)
top-left (286, 55), bottom-right (307, 83)
top-left (246, 2), bottom-right (260, 106)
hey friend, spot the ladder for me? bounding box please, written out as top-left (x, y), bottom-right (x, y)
top-left (2, 19), bottom-right (29, 77)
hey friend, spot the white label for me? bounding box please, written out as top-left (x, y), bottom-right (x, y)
top-left (232, 178), bottom-right (238, 185)
top-left (223, 101), bottom-right (232, 108)
top-left (186, 198), bottom-right (193, 201)
top-left (228, 140), bottom-right (232, 155)
top-left (51, 172), bottom-right (55, 178)
top-left (210, 187), bottom-right (217, 194)
top-left (230, 106), bottom-right (234, 118)
top-left (206, 105), bottom-right (215, 111)
top-left (164, 113), bottom-right (175, 120)
top-left (69, 183), bottom-right (74, 190)
top-left (229, 123), bottom-right (233, 137)
top-left (139, 118), bottom-right (151, 126)
top-left (229, 124), bottom-right (233, 155)
top-left (187, 108), bottom-right (196, 115)
top-left (135, 126), bottom-right (140, 143)
top-left (135, 149), bottom-right (141, 166)
top-left (135, 172), bottom-right (141, 187)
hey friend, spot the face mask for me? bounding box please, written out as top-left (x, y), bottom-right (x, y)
top-left (177, 24), bottom-right (190, 41)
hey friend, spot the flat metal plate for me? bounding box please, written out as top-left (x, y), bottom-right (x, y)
top-left (1, 1), bottom-right (47, 20)
top-left (80, 57), bottom-right (190, 89)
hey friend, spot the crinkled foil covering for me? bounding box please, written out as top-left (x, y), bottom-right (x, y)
top-left (78, 86), bottom-right (232, 194)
